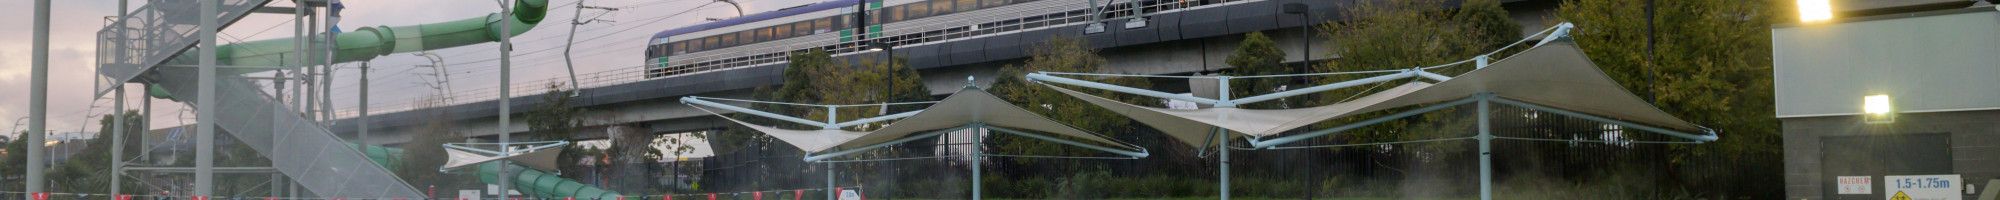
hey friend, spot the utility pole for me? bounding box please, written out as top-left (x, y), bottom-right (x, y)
top-left (26, 0), bottom-right (50, 195)
top-left (414, 52), bottom-right (452, 100)
top-left (564, 0), bottom-right (618, 96)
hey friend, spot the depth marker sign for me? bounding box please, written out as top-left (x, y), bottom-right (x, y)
top-left (1884, 174), bottom-right (1961, 200)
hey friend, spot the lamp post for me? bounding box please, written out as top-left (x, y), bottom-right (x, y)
top-left (1282, 3), bottom-right (1308, 74)
top-left (1281, 3), bottom-right (1312, 199)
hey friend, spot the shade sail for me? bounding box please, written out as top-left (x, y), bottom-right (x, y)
top-left (1043, 42), bottom-right (1709, 146)
top-left (1044, 82), bottom-right (1432, 146)
top-left (693, 87), bottom-right (1137, 153)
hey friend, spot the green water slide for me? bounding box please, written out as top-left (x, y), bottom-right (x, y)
top-left (152, 0), bottom-right (549, 98)
top-left (351, 144), bottom-right (624, 199)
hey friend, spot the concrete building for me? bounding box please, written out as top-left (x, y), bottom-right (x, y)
top-left (1773, 0), bottom-right (2000, 199)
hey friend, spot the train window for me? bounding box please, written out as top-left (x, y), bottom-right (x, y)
top-left (868, 10), bottom-right (882, 25)
top-left (758, 27), bottom-right (775, 42)
top-left (905, 1), bottom-right (930, 19)
top-left (703, 36), bottom-right (719, 50)
top-left (773, 24), bottom-right (792, 39)
top-left (982, 0), bottom-right (1005, 8)
top-left (792, 21), bottom-right (813, 36)
top-left (688, 39), bottom-right (704, 52)
top-left (671, 42), bottom-right (685, 55)
top-left (885, 5), bottom-right (903, 23)
top-left (719, 33), bottom-right (736, 47)
top-left (813, 18), bottom-right (832, 34)
top-left (958, 0), bottom-right (978, 11)
top-left (830, 15), bottom-right (848, 31)
top-left (931, 0), bottom-right (954, 16)
top-left (738, 31), bottom-right (757, 45)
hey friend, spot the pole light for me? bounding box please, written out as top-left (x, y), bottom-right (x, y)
top-left (1863, 94), bottom-right (1893, 123)
top-left (1798, 0), bottom-right (1834, 22)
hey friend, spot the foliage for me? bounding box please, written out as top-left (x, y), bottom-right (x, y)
top-left (1557, 0), bottom-right (1782, 198)
top-left (525, 81), bottom-right (584, 141)
top-left (701, 48), bottom-right (931, 192)
top-left (1223, 31), bottom-right (1296, 109)
top-left (989, 37), bottom-right (1154, 166)
top-left (40, 110), bottom-right (147, 194)
top-left (1313, 0), bottom-right (1518, 155)
top-left (400, 95), bottom-right (469, 190)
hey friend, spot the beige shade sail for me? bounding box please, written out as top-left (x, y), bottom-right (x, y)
top-left (692, 87), bottom-right (1138, 153)
top-left (1043, 42), bottom-right (1708, 147)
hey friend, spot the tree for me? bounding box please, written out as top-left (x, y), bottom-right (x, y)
top-left (986, 37), bottom-right (1162, 188)
top-left (1224, 31), bottom-right (1295, 109)
top-left (400, 95), bottom-right (467, 191)
top-left (1558, 0), bottom-right (1781, 198)
top-left (1316, 0), bottom-right (1518, 149)
top-left (526, 81), bottom-right (584, 141)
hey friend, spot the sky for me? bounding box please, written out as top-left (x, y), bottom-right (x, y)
top-left (0, 0), bottom-right (812, 138)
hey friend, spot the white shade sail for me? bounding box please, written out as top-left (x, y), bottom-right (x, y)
top-left (1043, 42), bottom-right (1710, 146)
top-left (694, 87), bottom-right (1138, 153)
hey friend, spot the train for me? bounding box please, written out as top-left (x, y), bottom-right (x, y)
top-left (644, 0), bottom-right (1256, 78)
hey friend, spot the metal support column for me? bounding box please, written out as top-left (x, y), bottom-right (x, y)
top-left (1215, 75), bottom-right (1233, 200)
top-left (1217, 127), bottom-right (1231, 200)
top-left (496, 0), bottom-right (517, 197)
top-left (971, 124), bottom-right (984, 200)
top-left (359, 61), bottom-right (369, 146)
top-left (109, 0), bottom-right (129, 195)
top-left (196, 0), bottom-right (220, 195)
top-left (825, 162), bottom-right (835, 200)
top-left (1476, 95), bottom-right (1493, 200)
top-left (111, 85), bottom-right (126, 196)
top-left (26, 0), bottom-right (49, 195)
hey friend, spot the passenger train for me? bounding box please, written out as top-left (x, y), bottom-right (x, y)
top-left (644, 0), bottom-right (1255, 78)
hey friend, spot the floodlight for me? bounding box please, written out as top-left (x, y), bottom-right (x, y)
top-left (1863, 94), bottom-right (1893, 124)
top-left (1798, 0), bottom-right (1834, 22)
top-left (1863, 95), bottom-right (1891, 115)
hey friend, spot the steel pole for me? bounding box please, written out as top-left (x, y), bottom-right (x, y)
top-left (196, 0), bottom-right (220, 195)
top-left (561, 0), bottom-right (586, 96)
top-left (825, 162), bottom-right (835, 200)
top-left (1477, 96), bottom-right (1493, 200)
top-left (1217, 127), bottom-right (1230, 200)
top-left (110, 0), bottom-right (129, 195)
top-left (26, 0), bottom-right (49, 194)
top-left (359, 61), bottom-right (369, 146)
top-left (112, 85), bottom-right (126, 196)
top-left (140, 84), bottom-right (151, 162)
top-left (497, 0), bottom-right (516, 197)
top-left (970, 126), bottom-right (983, 200)
top-left (306, 12), bottom-right (319, 121)
top-left (321, 3), bottom-right (335, 124)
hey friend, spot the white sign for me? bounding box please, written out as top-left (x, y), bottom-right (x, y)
top-left (457, 190), bottom-right (482, 200)
top-left (838, 189), bottom-right (863, 200)
top-left (1840, 176), bottom-right (1873, 194)
top-left (1885, 174), bottom-right (1961, 200)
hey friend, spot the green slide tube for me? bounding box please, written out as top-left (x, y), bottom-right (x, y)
top-left (151, 0), bottom-right (549, 98)
top-left (349, 144), bottom-right (624, 199)
top-left (216, 0), bottom-right (547, 71)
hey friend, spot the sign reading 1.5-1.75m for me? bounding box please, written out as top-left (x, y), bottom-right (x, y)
top-left (1885, 174), bottom-right (1961, 200)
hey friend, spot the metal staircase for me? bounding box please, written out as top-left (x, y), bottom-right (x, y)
top-left (95, 0), bottom-right (271, 96)
top-left (152, 68), bottom-right (426, 198)
top-left (97, 0), bottom-right (427, 198)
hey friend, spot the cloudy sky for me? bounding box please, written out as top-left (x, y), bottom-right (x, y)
top-left (0, 0), bottom-right (808, 138)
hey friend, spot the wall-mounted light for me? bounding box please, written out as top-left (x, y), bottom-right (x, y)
top-left (1863, 94), bottom-right (1893, 123)
top-left (1798, 0), bottom-right (1834, 23)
